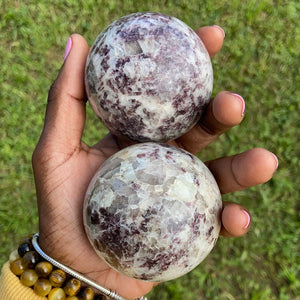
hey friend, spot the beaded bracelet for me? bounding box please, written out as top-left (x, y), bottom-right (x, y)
top-left (9, 233), bottom-right (147, 300)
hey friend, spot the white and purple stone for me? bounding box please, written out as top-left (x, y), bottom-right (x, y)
top-left (83, 143), bottom-right (222, 282)
top-left (85, 12), bottom-right (213, 142)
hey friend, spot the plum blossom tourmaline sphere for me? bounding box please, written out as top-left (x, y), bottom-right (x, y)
top-left (85, 12), bottom-right (213, 142)
top-left (83, 143), bottom-right (222, 282)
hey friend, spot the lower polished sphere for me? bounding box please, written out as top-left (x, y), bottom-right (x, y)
top-left (84, 143), bottom-right (222, 282)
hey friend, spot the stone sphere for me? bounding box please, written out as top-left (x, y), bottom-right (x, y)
top-left (83, 143), bottom-right (222, 282)
top-left (85, 12), bottom-right (213, 142)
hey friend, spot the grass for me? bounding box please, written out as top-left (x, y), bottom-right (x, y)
top-left (0, 0), bottom-right (299, 299)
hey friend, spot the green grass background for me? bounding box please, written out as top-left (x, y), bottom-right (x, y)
top-left (0, 0), bottom-right (299, 299)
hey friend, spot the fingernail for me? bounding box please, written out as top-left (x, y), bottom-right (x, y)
top-left (64, 37), bottom-right (72, 61)
top-left (243, 210), bottom-right (251, 229)
top-left (213, 25), bottom-right (225, 38)
top-left (271, 153), bottom-right (279, 170)
top-left (231, 93), bottom-right (245, 117)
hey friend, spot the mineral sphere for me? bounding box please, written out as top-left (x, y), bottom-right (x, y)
top-left (85, 12), bottom-right (213, 142)
top-left (83, 143), bottom-right (222, 282)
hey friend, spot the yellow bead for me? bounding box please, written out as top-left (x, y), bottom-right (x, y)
top-left (20, 269), bottom-right (38, 287)
top-left (10, 258), bottom-right (25, 275)
top-left (34, 278), bottom-right (52, 297)
top-left (9, 250), bottom-right (19, 262)
top-left (79, 287), bottom-right (94, 300)
top-left (22, 251), bottom-right (39, 269)
top-left (48, 287), bottom-right (66, 300)
top-left (66, 296), bottom-right (79, 300)
top-left (49, 269), bottom-right (67, 287)
top-left (35, 261), bottom-right (53, 278)
top-left (64, 278), bottom-right (81, 296)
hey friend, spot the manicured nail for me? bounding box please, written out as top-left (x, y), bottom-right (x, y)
top-left (213, 25), bottom-right (225, 38)
top-left (271, 153), bottom-right (279, 170)
top-left (231, 93), bottom-right (245, 117)
top-left (243, 210), bottom-right (251, 229)
top-left (64, 37), bottom-right (72, 61)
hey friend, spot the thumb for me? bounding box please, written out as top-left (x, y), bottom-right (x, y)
top-left (42, 34), bottom-right (90, 148)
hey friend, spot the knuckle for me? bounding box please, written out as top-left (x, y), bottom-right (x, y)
top-left (32, 139), bottom-right (49, 168)
top-left (47, 80), bottom-right (60, 103)
top-left (47, 70), bottom-right (65, 103)
top-left (32, 143), bottom-right (43, 167)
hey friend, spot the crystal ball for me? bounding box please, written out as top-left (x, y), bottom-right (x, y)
top-left (83, 143), bottom-right (222, 282)
top-left (85, 12), bottom-right (213, 142)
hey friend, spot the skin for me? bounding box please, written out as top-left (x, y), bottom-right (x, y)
top-left (32, 26), bottom-right (278, 299)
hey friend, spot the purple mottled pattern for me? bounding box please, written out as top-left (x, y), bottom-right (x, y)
top-left (85, 12), bottom-right (213, 142)
top-left (83, 143), bottom-right (222, 282)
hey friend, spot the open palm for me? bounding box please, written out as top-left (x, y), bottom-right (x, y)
top-left (32, 27), bottom-right (278, 299)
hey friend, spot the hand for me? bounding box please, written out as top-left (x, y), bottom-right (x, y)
top-left (32, 26), bottom-right (278, 299)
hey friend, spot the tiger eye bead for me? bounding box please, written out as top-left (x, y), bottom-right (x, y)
top-left (18, 242), bottom-right (32, 257)
top-left (10, 258), bottom-right (25, 275)
top-left (49, 269), bottom-right (67, 287)
top-left (66, 296), bottom-right (79, 300)
top-left (22, 251), bottom-right (39, 269)
top-left (19, 236), bottom-right (33, 245)
top-left (9, 250), bottom-right (19, 262)
top-left (34, 278), bottom-right (52, 296)
top-left (35, 261), bottom-right (53, 278)
top-left (94, 295), bottom-right (104, 300)
top-left (20, 269), bottom-right (38, 287)
top-left (18, 235), bottom-right (33, 255)
top-left (64, 278), bottom-right (81, 296)
top-left (79, 287), bottom-right (94, 300)
top-left (48, 287), bottom-right (66, 300)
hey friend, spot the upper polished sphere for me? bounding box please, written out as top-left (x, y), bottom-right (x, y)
top-left (85, 12), bottom-right (213, 142)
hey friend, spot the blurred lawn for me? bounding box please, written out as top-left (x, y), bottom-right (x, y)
top-left (0, 0), bottom-right (299, 299)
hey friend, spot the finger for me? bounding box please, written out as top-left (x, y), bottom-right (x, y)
top-left (42, 34), bottom-right (89, 147)
top-left (220, 202), bottom-right (251, 237)
top-left (175, 92), bottom-right (245, 154)
top-left (196, 25), bottom-right (225, 58)
top-left (206, 148), bottom-right (279, 194)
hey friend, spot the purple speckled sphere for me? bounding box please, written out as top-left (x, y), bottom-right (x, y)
top-left (83, 143), bottom-right (222, 282)
top-left (85, 12), bottom-right (213, 142)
